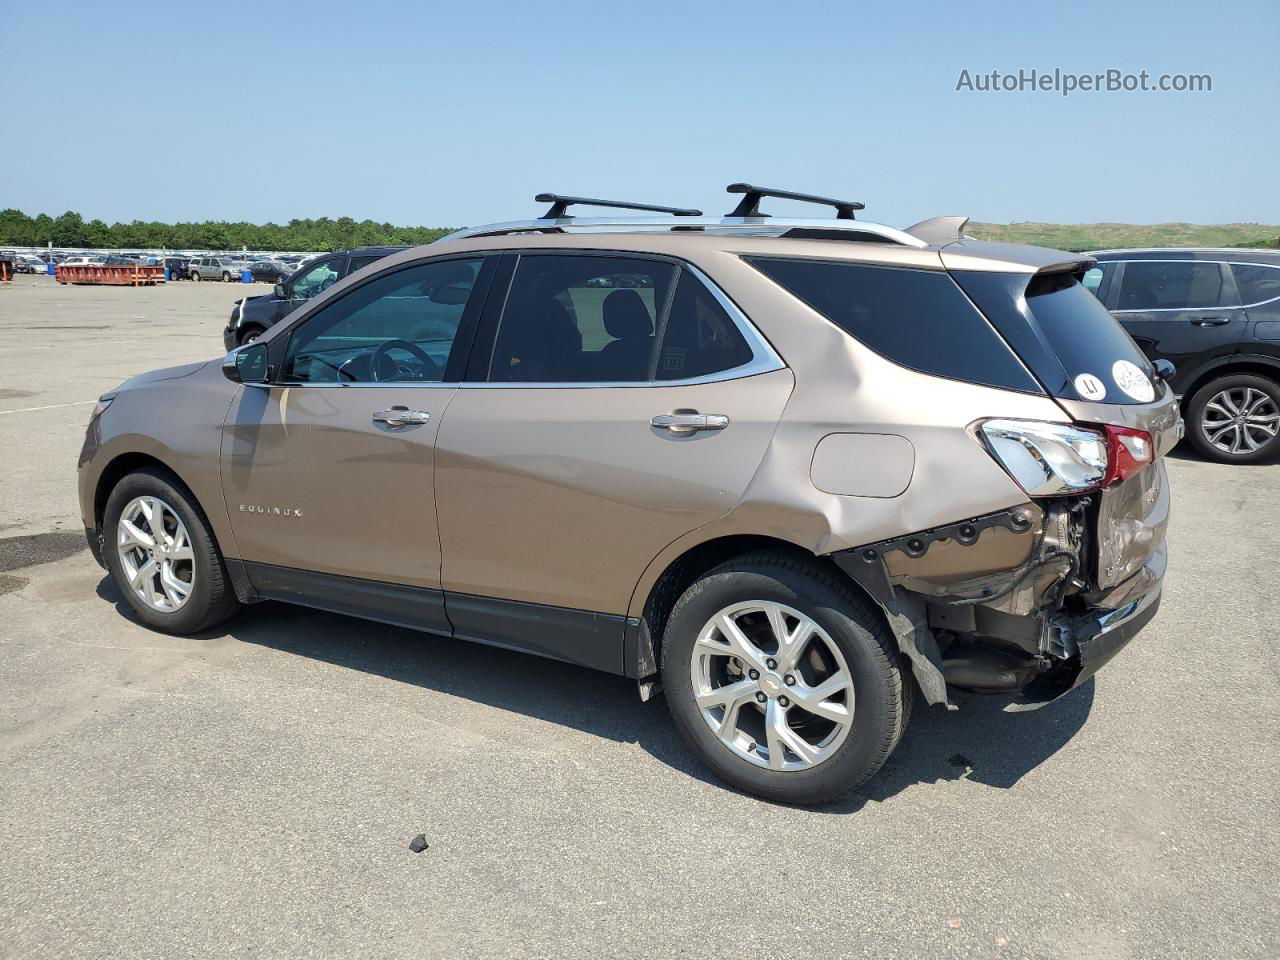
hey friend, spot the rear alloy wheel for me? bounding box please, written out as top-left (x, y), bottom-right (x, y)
top-left (661, 553), bottom-right (909, 805)
top-left (1188, 374), bottom-right (1280, 463)
top-left (690, 600), bottom-right (856, 771)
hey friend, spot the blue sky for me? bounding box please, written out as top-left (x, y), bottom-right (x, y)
top-left (1, 0), bottom-right (1276, 228)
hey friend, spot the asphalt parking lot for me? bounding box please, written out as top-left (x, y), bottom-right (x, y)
top-left (1, 275), bottom-right (1277, 959)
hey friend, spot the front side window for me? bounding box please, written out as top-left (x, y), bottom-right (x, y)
top-left (1231, 262), bottom-right (1280, 306)
top-left (282, 258), bottom-right (482, 384)
top-left (1117, 261), bottom-right (1226, 310)
top-left (289, 258), bottom-right (342, 300)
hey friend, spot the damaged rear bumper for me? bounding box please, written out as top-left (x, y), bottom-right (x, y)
top-left (834, 485), bottom-right (1167, 711)
top-left (1005, 575), bottom-right (1161, 710)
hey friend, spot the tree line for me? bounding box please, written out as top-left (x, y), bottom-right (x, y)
top-left (0, 209), bottom-right (454, 251)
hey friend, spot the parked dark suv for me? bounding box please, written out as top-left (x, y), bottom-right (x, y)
top-left (223, 246), bottom-right (406, 347)
top-left (1087, 249), bottom-right (1280, 462)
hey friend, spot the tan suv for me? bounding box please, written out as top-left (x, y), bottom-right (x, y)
top-left (78, 186), bottom-right (1177, 804)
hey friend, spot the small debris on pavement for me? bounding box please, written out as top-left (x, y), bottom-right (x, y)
top-left (409, 834), bottom-right (429, 853)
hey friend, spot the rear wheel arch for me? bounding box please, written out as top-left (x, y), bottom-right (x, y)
top-left (630, 534), bottom-right (893, 680)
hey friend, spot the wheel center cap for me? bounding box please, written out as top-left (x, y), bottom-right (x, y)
top-left (760, 674), bottom-right (784, 697)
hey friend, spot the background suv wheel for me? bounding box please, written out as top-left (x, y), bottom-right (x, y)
top-left (660, 552), bottom-right (911, 805)
top-left (103, 467), bottom-right (240, 634)
top-left (221, 271), bottom-right (233, 282)
top-left (1187, 373), bottom-right (1280, 463)
top-left (237, 325), bottom-right (265, 345)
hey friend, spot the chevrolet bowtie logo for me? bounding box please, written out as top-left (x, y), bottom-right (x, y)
top-left (239, 505), bottom-right (303, 517)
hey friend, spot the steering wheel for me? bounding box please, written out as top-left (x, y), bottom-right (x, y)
top-left (370, 339), bottom-right (439, 382)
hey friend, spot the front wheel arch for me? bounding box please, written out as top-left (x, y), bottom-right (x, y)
top-left (94, 452), bottom-right (196, 533)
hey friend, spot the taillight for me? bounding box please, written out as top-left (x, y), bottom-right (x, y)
top-left (979, 419), bottom-right (1108, 496)
top-left (1101, 424), bottom-right (1153, 486)
top-left (978, 419), bottom-right (1154, 497)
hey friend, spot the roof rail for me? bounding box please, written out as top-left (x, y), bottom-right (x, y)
top-left (437, 215), bottom-right (927, 247)
top-left (535, 193), bottom-right (702, 219)
top-left (726, 183), bottom-right (865, 220)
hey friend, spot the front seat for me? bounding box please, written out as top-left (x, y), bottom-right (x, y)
top-left (596, 289), bottom-right (653, 381)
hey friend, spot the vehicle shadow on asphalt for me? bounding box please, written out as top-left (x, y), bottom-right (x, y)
top-left (97, 578), bottom-right (1095, 813)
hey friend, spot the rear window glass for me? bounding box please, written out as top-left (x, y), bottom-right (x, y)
top-left (1232, 263), bottom-right (1280, 305)
top-left (747, 257), bottom-right (1040, 393)
top-left (953, 270), bottom-right (1157, 405)
top-left (1117, 260), bottom-right (1225, 310)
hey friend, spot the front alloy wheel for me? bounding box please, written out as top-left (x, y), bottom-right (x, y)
top-left (692, 600), bottom-right (854, 770)
top-left (103, 467), bottom-right (240, 633)
top-left (116, 495), bottom-right (195, 612)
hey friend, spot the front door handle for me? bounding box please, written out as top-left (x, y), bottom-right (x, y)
top-left (1190, 316), bottom-right (1230, 326)
top-left (373, 407), bottom-right (431, 427)
top-left (650, 413), bottom-right (729, 433)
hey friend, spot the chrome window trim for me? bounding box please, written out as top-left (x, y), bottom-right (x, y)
top-left (462, 260), bottom-right (786, 390)
top-left (1108, 258), bottom-right (1280, 312)
top-left (438, 215), bottom-right (926, 249)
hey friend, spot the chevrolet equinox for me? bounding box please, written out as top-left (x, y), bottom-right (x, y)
top-left (78, 186), bottom-right (1176, 804)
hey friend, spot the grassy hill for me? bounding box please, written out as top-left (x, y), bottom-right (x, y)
top-left (965, 222), bottom-right (1280, 252)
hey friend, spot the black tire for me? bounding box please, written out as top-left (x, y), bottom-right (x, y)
top-left (237, 325), bottom-right (264, 346)
top-left (1186, 373), bottom-right (1280, 464)
top-left (103, 467), bottom-right (240, 634)
top-left (192, 271), bottom-right (201, 282)
top-left (222, 271), bottom-right (233, 282)
top-left (661, 552), bottom-right (909, 805)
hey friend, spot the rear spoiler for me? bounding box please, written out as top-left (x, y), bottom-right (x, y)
top-left (907, 218), bottom-right (1096, 276)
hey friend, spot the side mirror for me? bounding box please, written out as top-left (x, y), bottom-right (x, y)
top-left (223, 342), bottom-right (270, 384)
top-left (273, 283), bottom-right (287, 299)
top-left (1152, 358), bottom-right (1176, 383)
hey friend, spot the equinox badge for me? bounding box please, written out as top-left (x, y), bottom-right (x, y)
top-left (239, 505), bottom-right (303, 517)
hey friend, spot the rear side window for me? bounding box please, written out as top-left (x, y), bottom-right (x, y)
top-left (1117, 261), bottom-right (1225, 310)
top-left (489, 255), bottom-right (677, 382)
top-left (1232, 263), bottom-right (1280, 305)
top-left (655, 271), bottom-right (754, 380)
top-left (747, 258), bottom-right (1040, 393)
top-left (487, 255), bottom-right (759, 384)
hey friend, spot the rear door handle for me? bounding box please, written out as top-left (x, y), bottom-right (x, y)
top-left (650, 413), bottom-right (729, 433)
top-left (373, 407), bottom-right (431, 426)
top-left (1190, 316), bottom-right (1230, 326)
